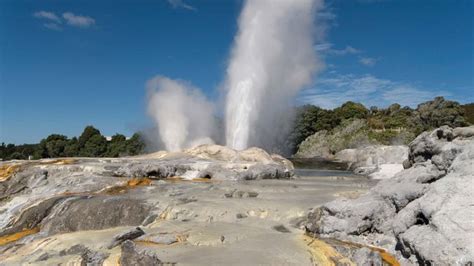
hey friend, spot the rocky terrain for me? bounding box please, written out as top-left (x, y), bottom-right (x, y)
top-left (305, 126), bottom-right (474, 265)
top-left (2, 126), bottom-right (472, 265)
top-left (0, 145), bottom-right (377, 265)
top-left (335, 145), bottom-right (408, 179)
top-left (295, 118), bottom-right (409, 179)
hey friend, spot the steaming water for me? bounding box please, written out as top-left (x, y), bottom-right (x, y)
top-left (147, 76), bottom-right (216, 151)
top-left (146, 0), bottom-right (325, 152)
top-left (225, 0), bottom-right (323, 150)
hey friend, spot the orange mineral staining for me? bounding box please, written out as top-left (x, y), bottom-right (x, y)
top-left (0, 164), bottom-right (21, 182)
top-left (0, 227), bottom-right (40, 246)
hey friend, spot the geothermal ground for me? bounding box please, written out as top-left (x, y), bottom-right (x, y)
top-left (0, 146), bottom-right (379, 265)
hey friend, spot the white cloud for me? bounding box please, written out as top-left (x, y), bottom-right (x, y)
top-left (329, 45), bottom-right (360, 55)
top-left (43, 23), bottom-right (62, 31)
top-left (359, 56), bottom-right (378, 66)
top-left (315, 43), bottom-right (361, 55)
top-left (315, 43), bottom-right (332, 52)
top-left (33, 11), bottom-right (61, 24)
top-left (167, 0), bottom-right (196, 11)
top-left (298, 73), bottom-right (451, 109)
top-left (62, 12), bottom-right (95, 28)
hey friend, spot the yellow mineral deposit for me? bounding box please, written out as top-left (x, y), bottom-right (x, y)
top-left (0, 163), bottom-right (21, 182)
top-left (324, 237), bottom-right (401, 266)
top-left (103, 177), bottom-right (153, 195)
top-left (0, 227), bottom-right (40, 246)
top-left (302, 235), bottom-right (355, 266)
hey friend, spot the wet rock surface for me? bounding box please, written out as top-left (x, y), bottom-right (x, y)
top-left (305, 126), bottom-right (474, 265)
top-left (0, 145), bottom-right (375, 265)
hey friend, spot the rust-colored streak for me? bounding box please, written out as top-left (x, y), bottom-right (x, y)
top-left (324, 238), bottom-right (401, 266)
top-left (103, 178), bottom-right (153, 195)
top-left (127, 178), bottom-right (152, 187)
top-left (0, 227), bottom-right (40, 246)
top-left (302, 235), bottom-right (355, 266)
top-left (378, 249), bottom-right (401, 266)
top-left (39, 159), bottom-right (77, 165)
top-left (0, 164), bottom-right (21, 182)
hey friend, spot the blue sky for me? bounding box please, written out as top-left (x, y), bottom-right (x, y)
top-left (0, 0), bottom-right (472, 144)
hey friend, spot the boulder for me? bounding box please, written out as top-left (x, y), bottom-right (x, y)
top-left (335, 145), bottom-right (408, 179)
top-left (305, 126), bottom-right (474, 265)
top-left (119, 240), bottom-right (162, 266)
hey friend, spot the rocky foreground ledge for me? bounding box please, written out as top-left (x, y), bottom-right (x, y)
top-left (0, 145), bottom-right (311, 265)
top-left (305, 126), bottom-right (474, 265)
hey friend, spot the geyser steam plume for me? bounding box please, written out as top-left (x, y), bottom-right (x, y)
top-left (147, 76), bottom-right (216, 151)
top-left (225, 0), bottom-right (324, 150)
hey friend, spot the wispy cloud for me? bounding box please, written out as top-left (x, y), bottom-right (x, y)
top-left (298, 73), bottom-right (451, 109)
top-left (359, 56), bottom-right (378, 66)
top-left (43, 23), bottom-right (62, 31)
top-left (34, 10), bottom-right (96, 30)
top-left (33, 11), bottom-right (61, 24)
top-left (315, 43), bottom-right (361, 55)
top-left (167, 0), bottom-right (197, 11)
top-left (62, 12), bottom-right (95, 28)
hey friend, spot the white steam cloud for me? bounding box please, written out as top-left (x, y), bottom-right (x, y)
top-left (146, 0), bottom-right (325, 152)
top-left (225, 0), bottom-right (324, 150)
top-left (147, 76), bottom-right (216, 151)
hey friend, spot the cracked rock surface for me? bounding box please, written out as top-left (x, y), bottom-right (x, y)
top-left (0, 144), bottom-right (373, 265)
top-left (305, 126), bottom-right (474, 265)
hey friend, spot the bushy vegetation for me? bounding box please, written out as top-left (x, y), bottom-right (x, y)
top-left (290, 97), bottom-right (471, 154)
top-left (461, 103), bottom-right (474, 124)
top-left (1, 97), bottom-right (471, 160)
top-left (0, 126), bottom-right (145, 160)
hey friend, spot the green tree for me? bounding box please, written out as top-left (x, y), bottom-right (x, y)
top-left (64, 137), bottom-right (80, 157)
top-left (36, 134), bottom-right (69, 158)
top-left (415, 97), bottom-right (467, 130)
top-left (125, 133), bottom-right (145, 156)
top-left (462, 103), bottom-right (474, 124)
top-left (334, 101), bottom-right (369, 121)
top-left (105, 134), bottom-right (128, 157)
top-left (287, 105), bottom-right (341, 153)
top-left (80, 134), bottom-right (107, 157)
top-left (78, 126), bottom-right (101, 149)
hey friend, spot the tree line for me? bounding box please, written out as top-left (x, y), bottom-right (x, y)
top-left (1, 126), bottom-right (145, 160)
top-left (1, 97), bottom-right (472, 160)
top-left (287, 97), bottom-right (473, 153)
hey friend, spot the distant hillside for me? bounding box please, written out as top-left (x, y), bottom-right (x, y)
top-left (462, 103), bottom-right (474, 124)
top-left (292, 97), bottom-right (470, 156)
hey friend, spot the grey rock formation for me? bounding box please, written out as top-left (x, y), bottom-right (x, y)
top-left (305, 126), bottom-right (474, 265)
top-left (42, 196), bottom-right (152, 235)
top-left (119, 240), bottom-right (162, 266)
top-left (335, 145), bottom-right (408, 179)
top-left (108, 227), bottom-right (145, 249)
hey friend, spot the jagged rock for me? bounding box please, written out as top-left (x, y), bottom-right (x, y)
top-left (305, 126), bottom-right (474, 265)
top-left (119, 240), bottom-right (162, 266)
top-left (108, 227), bottom-right (145, 249)
top-left (335, 145), bottom-right (408, 179)
top-left (80, 249), bottom-right (109, 266)
top-left (58, 244), bottom-right (109, 266)
top-left (351, 247), bottom-right (383, 266)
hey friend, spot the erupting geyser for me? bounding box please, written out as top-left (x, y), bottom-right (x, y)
top-left (147, 76), bottom-right (216, 151)
top-left (225, 0), bottom-right (323, 150)
top-left (147, 0), bottom-right (324, 152)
